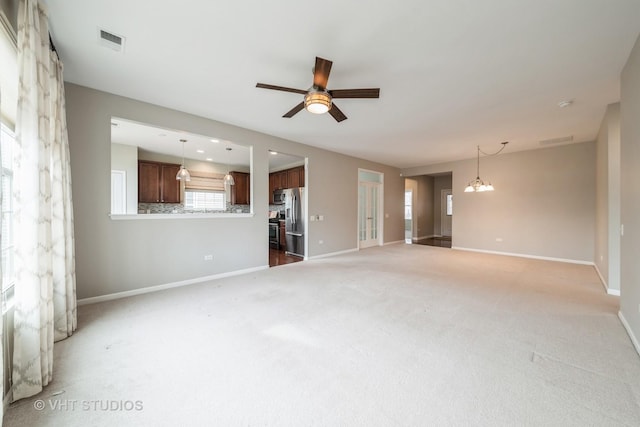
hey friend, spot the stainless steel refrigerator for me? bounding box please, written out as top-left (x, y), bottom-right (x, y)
top-left (284, 187), bottom-right (305, 257)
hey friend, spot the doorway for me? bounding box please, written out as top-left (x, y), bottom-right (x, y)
top-left (358, 169), bottom-right (383, 249)
top-left (441, 189), bottom-right (452, 237)
top-left (405, 189), bottom-right (413, 243)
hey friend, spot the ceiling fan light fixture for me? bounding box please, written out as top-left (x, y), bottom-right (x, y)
top-left (304, 90), bottom-right (332, 114)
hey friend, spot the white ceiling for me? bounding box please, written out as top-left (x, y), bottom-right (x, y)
top-left (43, 0), bottom-right (640, 168)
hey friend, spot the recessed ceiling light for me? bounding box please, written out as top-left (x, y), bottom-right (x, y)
top-left (196, 149), bottom-right (205, 154)
top-left (270, 151), bottom-right (278, 155)
top-left (210, 139), bottom-right (220, 143)
top-left (557, 100), bottom-right (573, 108)
top-left (206, 158), bottom-right (213, 161)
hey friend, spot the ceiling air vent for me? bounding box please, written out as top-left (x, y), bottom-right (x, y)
top-left (98, 28), bottom-right (125, 52)
top-left (539, 135), bottom-right (573, 146)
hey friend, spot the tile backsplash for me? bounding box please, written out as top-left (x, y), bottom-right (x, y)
top-left (138, 203), bottom-right (250, 214)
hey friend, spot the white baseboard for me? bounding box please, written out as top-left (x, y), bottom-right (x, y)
top-left (592, 265), bottom-right (620, 295)
top-left (452, 246), bottom-right (594, 266)
top-left (618, 311), bottom-right (640, 357)
top-left (594, 264), bottom-right (608, 291)
top-left (384, 240), bottom-right (405, 246)
top-left (78, 265), bottom-right (269, 306)
top-left (308, 248), bottom-right (358, 260)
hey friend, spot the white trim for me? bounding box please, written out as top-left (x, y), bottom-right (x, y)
top-left (0, 10), bottom-right (16, 46)
top-left (308, 248), bottom-right (358, 260)
top-left (594, 264), bottom-right (607, 290)
top-left (452, 246), bottom-right (594, 265)
top-left (593, 264), bottom-right (621, 295)
top-left (77, 265), bottom-right (269, 305)
top-left (618, 311), bottom-right (640, 357)
top-left (384, 240), bottom-right (405, 246)
top-left (110, 212), bottom-right (254, 220)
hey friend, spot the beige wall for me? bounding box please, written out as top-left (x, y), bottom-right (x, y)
top-left (595, 103), bottom-right (621, 293)
top-left (65, 83), bottom-right (404, 299)
top-left (620, 33), bottom-right (640, 349)
top-left (403, 142), bottom-right (596, 262)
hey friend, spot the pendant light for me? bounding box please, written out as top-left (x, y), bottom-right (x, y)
top-left (176, 139), bottom-right (191, 181)
top-left (224, 147), bottom-right (235, 186)
top-left (464, 142), bottom-right (508, 193)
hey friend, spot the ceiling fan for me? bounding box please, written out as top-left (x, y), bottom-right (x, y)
top-left (256, 57), bottom-right (380, 123)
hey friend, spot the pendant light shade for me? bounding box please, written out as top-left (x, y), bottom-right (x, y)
top-left (176, 139), bottom-right (191, 181)
top-left (224, 147), bottom-right (235, 186)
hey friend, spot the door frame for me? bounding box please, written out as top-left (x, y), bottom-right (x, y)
top-left (358, 168), bottom-right (384, 249)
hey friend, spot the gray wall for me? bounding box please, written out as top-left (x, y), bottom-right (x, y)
top-left (65, 83), bottom-right (404, 299)
top-left (403, 142), bottom-right (596, 262)
top-left (620, 33), bottom-right (640, 348)
top-left (595, 103), bottom-right (621, 293)
top-left (417, 175), bottom-right (434, 239)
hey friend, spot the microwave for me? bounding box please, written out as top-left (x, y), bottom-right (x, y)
top-left (272, 189), bottom-right (286, 204)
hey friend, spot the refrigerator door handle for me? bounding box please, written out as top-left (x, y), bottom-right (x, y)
top-left (286, 232), bottom-right (303, 237)
top-left (292, 194), bottom-right (296, 225)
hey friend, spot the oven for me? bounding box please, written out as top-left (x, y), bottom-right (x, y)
top-left (269, 220), bottom-right (279, 249)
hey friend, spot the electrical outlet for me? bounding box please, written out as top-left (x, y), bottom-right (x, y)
top-left (319, 240), bottom-right (324, 245)
top-left (496, 237), bottom-right (503, 242)
top-left (310, 216), bottom-right (315, 222)
top-left (318, 215), bottom-right (324, 221)
top-left (204, 254), bottom-right (213, 261)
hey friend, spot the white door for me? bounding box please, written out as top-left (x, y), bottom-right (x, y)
top-left (404, 190), bottom-right (413, 243)
top-left (359, 181), bottom-right (381, 248)
top-left (441, 189), bottom-right (452, 237)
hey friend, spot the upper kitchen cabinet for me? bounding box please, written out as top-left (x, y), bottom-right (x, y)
top-left (230, 171), bottom-right (250, 205)
top-left (138, 160), bottom-right (181, 203)
top-left (287, 166), bottom-right (305, 188)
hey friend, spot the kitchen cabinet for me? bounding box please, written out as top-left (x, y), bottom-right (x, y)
top-left (270, 170), bottom-right (288, 192)
top-left (138, 160), bottom-right (181, 203)
top-left (268, 166), bottom-right (305, 202)
top-left (287, 166), bottom-right (305, 188)
top-left (230, 171), bottom-right (250, 205)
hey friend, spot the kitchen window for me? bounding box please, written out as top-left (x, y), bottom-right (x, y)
top-left (184, 190), bottom-right (225, 211)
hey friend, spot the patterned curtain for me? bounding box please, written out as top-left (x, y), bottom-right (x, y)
top-left (12, 0), bottom-right (76, 401)
top-left (0, 82), bottom-right (5, 427)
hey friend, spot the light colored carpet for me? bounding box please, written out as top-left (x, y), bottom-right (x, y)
top-left (4, 244), bottom-right (640, 426)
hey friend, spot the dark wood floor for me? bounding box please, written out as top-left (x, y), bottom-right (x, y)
top-left (269, 248), bottom-right (303, 267)
top-left (414, 236), bottom-right (452, 248)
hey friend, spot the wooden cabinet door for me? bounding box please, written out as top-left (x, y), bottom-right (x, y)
top-left (269, 173), bottom-right (277, 199)
top-left (287, 166), bottom-right (304, 188)
top-left (139, 161), bottom-right (161, 203)
top-left (161, 164), bottom-right (181, 203)
top-left (278, 170), bottom-right (288, 189)
top-left (230, 172), bottom-right (250, 205)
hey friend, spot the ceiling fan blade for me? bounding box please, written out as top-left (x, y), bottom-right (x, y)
top-left (256, 83), bottom-right (307, 95)
top-left (328, 103), bottom-right (347, 122)
top-left (283, 102), bottom-right (305, 118)
top-left (329, 88), bottom-right (380, 99)
top-left (313, 57), bottom-right (333, 90)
